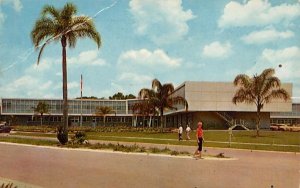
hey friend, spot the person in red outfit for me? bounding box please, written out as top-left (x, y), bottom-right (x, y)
top-left (194, 121), bottom-right (204, 158)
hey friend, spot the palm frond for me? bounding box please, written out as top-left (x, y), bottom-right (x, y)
top-left (70, 17), bottom-right (101, 48)
top-left (67, 32), bottom-right (77, 48)
top-left (260, 68), bottom-right (275, 80)
top-left (37, 42), bottom-right (48, 65)
top-left (162, 84), bottom-right (175, 95)
top-left (232, 88), bottom-right (255, 105)
top-left (261, 76), bottom-right (281, 97)
top-left (31, 18), bottom-right (57, 47)
top-left (41, 5), bottom-right (60, 20)
top-left (233, 74), bottom-right (251, 87)
top-left (61, 3), bottom-right (77, 23)
top-left (152, 79), bottom-right (162, 92)
top-left (264, 88), bottom-right (290, 103)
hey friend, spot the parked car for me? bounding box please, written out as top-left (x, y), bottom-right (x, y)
top-left (270, 124), bottom-right (282, 131)
top-left (270, 124), bottom-right (300, 132)
top-left (0, 122), bottom-right (11, 133)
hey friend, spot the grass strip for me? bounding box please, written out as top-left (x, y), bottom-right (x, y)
top-left (8, 130), bottom-right (300, 153)
top-left (0, 136), bottom-right (57, 146)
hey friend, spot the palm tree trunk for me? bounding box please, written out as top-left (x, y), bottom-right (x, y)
top-left (149, 115), bottom-right (152, 127)
top-left (160, 108), bottom-right (163, 131)
top-left (40, 113), bottom-right (43, 126)
top-left (256, 106), bottom-right (261, 137)
top-left (61, 36), bottom-right (68, 141)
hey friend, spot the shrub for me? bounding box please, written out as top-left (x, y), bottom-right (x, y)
top-left (70, 131), bottom-right (87, 144)
top-left (161, 147), bottom-right (171, 153)
top-left (170, 151), bottom-right (179, 156)
top-left (90, 143), bottom-right (109, 149)
top-left (149, 147), bottom-right (161, 153)
top-left (57, 126), bottom-right (68, 145)
top-left (179, 151), bottom-right (190, 155)
top-left (215, 152), bottom-right (225, 158)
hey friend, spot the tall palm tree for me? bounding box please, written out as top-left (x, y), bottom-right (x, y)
top-left (233, 68), bottom-right (290, 136)
top-left (95, 106), bottom-right (115, 126)
top-left (33, 101), bottom-right (50, 126)
top-left (31, 3), bottom-right (101, 144)
top-left (139, 79), bottom-right (188, 129)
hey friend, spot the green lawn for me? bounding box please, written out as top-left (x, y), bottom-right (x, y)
top-left (9, 130), bottom-right (300, 152)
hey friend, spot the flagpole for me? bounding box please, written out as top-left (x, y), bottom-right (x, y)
top-left (80, 74), bottom-right (83, 127)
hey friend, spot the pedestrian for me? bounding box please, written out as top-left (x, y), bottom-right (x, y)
top-left (186, 124), bottom-right (191, 140)
top-left (178, 124), bottom-right (183, 141)
top-left (194, 121), bottom-right (204, 158)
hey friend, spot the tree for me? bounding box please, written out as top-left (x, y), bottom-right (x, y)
top-left (139, 79), bottom-right (188, 129)
top-left (33, 101), bottom-right (50, 126)
top-left (109, 92), bottom-right (136, 100)
top-left (125, 94), bottom-right (136, 99)
top-left (95, 106), bottom-right (115, 126)
top-left (76, 96), bottom-right (98, 99)
top-left (132, 99), bottom-right (158, 127)
top-left (31, 3), bottom-right (101, 144)
top-left (232, 68), bottom-right (290, 136)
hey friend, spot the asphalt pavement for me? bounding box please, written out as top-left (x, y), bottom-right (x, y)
top-left (0, 141), bottom-right (299, 188)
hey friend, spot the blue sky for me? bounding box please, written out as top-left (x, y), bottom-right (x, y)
top-left (0, 0), bottom-right (299, 101)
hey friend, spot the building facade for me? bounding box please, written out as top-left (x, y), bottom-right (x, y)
top-left (165, 81), bottom-right (292, 129)
top-left (270, 103), bottom-right (300, 125)
top-left (0, 98), bottom-right (150, 127)
top-left (0, 81), bottom-right (293, 129)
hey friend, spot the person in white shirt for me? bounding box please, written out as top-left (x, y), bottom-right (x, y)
top-left (178, 125), bottom-right (183, 141)
top-left (186, 124), bottom-right (191, 140)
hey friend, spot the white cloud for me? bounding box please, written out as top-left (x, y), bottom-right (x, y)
top-left (202, 41), bottom-right (232, 59)
top-left (219, 0), bottom-right (300, 28)
top-left (10, 0), bottom-right (22, 12)
top-left (129, 0), bottom-right (195, 44)
top-left (53, 81), bottom-right (79, 91)
top-left (0, 0), bottom-right (22, 28)
top-left (30, 58), bottom-right (59, 72)
top-left (261, 46), bottom-right (300, 63)
top-left (0, 0), bottom-right (22, 11)
top-left (68, 50), bottom-right (106, 66)
top-left (110, 72), bottom-right (152, 97)
top-left (247, 46), bottom-right (300, 98)
top-left (13, 75), bottom-right (37, 88)
top-left (242, 28), bottom-right (294, 44)
top-left (78, 50), bottom-right (98, 62)
top-left (116, 48), bottom-right (182, 96)
top-left (247, 46), bottom-right (300, 81)
top-left (118, 72), bottom-right (152, 84)
top-left (118, 49), bottom-right (181, 68)
top-left (68, 81), bottom-right (79, 90)
top-left (0, 11), bottom-right (5, 26)
top-left (40, 81), bottom-right (53, 90)
top-left (0, 75), bottom-right (58, 98)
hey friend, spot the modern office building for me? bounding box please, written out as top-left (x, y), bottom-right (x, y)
top-left (0, 98), bottom-right (147, 127)
top-left (0, 81), bottom-right (293, 129)
top-left (165, 81), bottom-right (292, 129)
top-left (270, 103), bottom-right (300, 125)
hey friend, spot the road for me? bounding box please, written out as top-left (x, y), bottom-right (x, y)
top-left (0, 142), bottom-right (299, 188)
